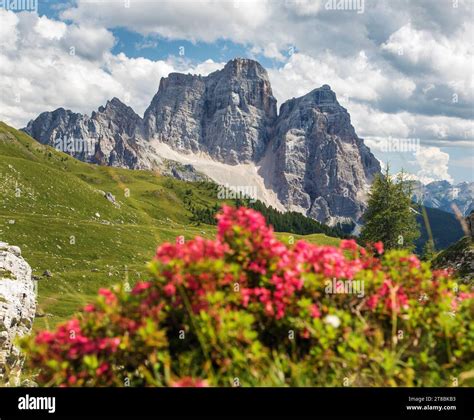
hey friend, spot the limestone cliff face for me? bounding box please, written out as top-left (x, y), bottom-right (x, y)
top-left (144, 58), bottom-right (277, 164)
top-left (0, 242), bottom-right (36, 384)
top-left (264, 85), bottom-right (381, 223)
top-left (144, 73), bottom-right (206, 155)
top-left (23, 98), bottom-right (158, 169)
top-left (23, 58), bottom-right (382, 224)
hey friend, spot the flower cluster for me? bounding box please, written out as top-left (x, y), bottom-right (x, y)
top-left (152, 208), bottom-right (373, 321)
top-left (22, 206), bottom-right (474, 387)
top-left (366, 280), bottom-right (409, 313)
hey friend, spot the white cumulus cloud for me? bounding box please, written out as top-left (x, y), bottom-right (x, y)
top-left (414, 146), bottom-right (453, 184)
top-left (0, 10), bottom-right (224, 128)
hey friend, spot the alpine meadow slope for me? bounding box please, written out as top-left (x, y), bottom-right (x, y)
top-left (0, 122), bottom-right (340, 328)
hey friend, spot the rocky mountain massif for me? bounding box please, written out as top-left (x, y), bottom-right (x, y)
top-left (23, 58), bottom-right (383, 224)
top-left (0, 242), bottom-right (36, 385)
top-left (144, 59), bottom-right (277, 164)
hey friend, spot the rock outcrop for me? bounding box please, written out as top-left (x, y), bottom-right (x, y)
top-left (0, 242), bottom-right (36, 384)
top-left (22, 58), bottom-right (382, 224)
top-left (467, 210), bottom-right (474, 237)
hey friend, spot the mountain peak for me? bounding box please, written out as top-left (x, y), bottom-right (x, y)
top-left (108, 97), bottom-right (126, 107)
top-left (222, 57), bottom-right (269, 79)
top-left (144, 56), bottom-right (276, 164)
top-left (225, 57), bottom-right (262, 68)
top-left (99, 97), bottom-right (129, 113)
top-left (94, 97), bottom-right (142, 130)
top-left (22, 58), bottom-right (382, 224)
top-left (308, 84), bottom-right (338, 105)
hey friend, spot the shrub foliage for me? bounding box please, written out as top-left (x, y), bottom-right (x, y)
top-left (23, 206), bottom-right (473, 386)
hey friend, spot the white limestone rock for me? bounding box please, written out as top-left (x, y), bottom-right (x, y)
top-left (0, 243), bottom-right (36, 384)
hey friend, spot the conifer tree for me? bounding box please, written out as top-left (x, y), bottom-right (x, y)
top-left (421, 239), bottom-right (436, 261)
top-left (360, 167), bottom-right (420, 250)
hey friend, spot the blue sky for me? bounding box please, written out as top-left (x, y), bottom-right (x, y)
top-left (0, 0), bottom-right (472, 183)
top-left (37, 0), bottom-right (287, 66)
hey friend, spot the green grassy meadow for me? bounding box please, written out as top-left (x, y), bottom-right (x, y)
top-left (0, 122), bottom-right (338, 329)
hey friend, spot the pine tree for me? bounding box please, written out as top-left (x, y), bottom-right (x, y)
top-left (360, 167), bottom-right (420, 250)
top-left (422, 239), bottom-right (436, 261)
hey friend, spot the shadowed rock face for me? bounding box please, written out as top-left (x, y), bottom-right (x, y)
top-left (22, 58), bottom-right (381, 224)
top-left (144, 58), bottom-right (277, 164)
top-left (144, 73), bottom-right (206, 155)
top-left (0, 243), bottom-right (36, 385)
top-left (265, 85), bottom-right (381, 224)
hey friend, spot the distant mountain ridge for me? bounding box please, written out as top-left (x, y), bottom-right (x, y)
top-left (411, 180), bottom-right (474, 216)
top-left (24, 58), bottom-right (381, 225)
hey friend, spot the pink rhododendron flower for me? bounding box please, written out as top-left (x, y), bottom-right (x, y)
top-left (310, 304), bottom-right (321, 319)
top-left (96, 362), bottom-right (110, 376)
top-left (83, 304), bottom-right (95, 313)
top-left (171, 377), bottom-right (208, 387)
top-left (98, 288), bottom-right (116, 305)
top-left (131, 281), bottom-right (152, 295)
top-left (164, 282), bottom-right (176, 296)
top-left (340, 239), bottom-right (359, 252)
top-left (374, 242), bottom-right (384, 255)
top-left (368, 280), bottom-right (409, 313)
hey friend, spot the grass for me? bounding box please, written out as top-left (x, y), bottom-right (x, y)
top-left (275, 231), bottom-right (341, 247)
top-left (0, 122), bottom-right (338, 329)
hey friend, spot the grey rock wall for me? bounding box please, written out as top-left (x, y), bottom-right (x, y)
top-left (144, 58), bottom-right (277, 164)
top-left (265, 84), bottom-right (381, 223)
